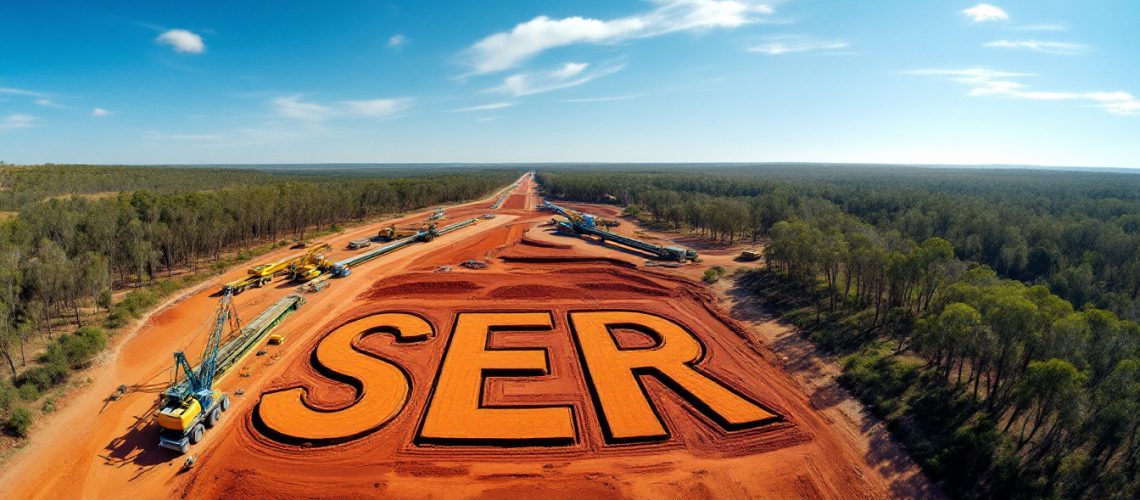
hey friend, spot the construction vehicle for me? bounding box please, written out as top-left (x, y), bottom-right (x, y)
top-left (221, 245), bottom-right (333, 294)
top-left (427, 208), bottom-right (446, 221)
top-left (378, 224), bottom-right (423, 241)
top-left (156, 292), bottom-right (236, 454)
top-left (739, 249), bottom-right (761, 261)
top-left (348, 239), bottom-right (372, 250)
top-left (542, 200), bottom-right (698, 263)
top-left (288, 243), bottom-right (333, 282)
top-left (330, 219), bottom-right (478, 278)
top-left (157, 292), bottom-right (304, 454)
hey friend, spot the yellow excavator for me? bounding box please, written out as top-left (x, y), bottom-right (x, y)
top-left (288, 243), bottom-right (333, 282)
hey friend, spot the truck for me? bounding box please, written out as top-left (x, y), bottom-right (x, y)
top-left (348, 239), bottom-right (372, 250)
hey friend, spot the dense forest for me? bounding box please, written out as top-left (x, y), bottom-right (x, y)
top-left (537, 165), bottom-right (1140, 498)
top-left (0, 165), bottom-right (517, 438)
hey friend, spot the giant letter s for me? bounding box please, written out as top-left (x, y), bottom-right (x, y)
top-left (256, 313), bottom-right (431, 444)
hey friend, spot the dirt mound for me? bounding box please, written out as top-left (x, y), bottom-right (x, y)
top-left (519, 237), bottom-right (572, 249)
top-left (487, 284), bottom-right (590, 300)
top-left (366, 280), bottom-right (483, 298)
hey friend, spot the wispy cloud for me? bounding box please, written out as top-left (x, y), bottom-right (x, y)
top-left (490, 62), bottom-right (625, 96)
top-left (561, 94), bottom-right (643, 103)
top-left (0, 87), bottom-right (47, 98)
top-left (909, 68), bottom-right (1140, 116)
top-left (270, 95), bottom-right (413, 121)
top-left (963, 4), bottom-right (1009, 22)
top-left (91, 108), bottom-right (111, 117)
top-left (984, 39), bottom-right (1087, 55)
top-left (463, 0), bottom-right (773, 74)
top-left (0, 114), bottom-right (39, 133)
top-left (388, 34), bottom-right (407, 48)
top-left (34, 98), bottom-right (66, 108)
top-left (156, 29), bottom-right (206, 54)
top-left (342, 98), bottom-right (414, 117)
top-left (749, 36), bottom-right (849, 55)
top-left (453, 102), bottom-right (516, 112)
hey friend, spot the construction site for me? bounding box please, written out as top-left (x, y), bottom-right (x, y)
top-left (0, 172), bottom-right (927, 499)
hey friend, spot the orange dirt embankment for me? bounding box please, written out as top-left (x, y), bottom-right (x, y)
top-left (182, 254), bottom-right (887, 499)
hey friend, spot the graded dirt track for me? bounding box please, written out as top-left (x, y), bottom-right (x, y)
top-left (1, 173), bottom-right (919, 499)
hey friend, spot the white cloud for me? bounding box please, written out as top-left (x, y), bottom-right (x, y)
top-left (272, 95), bottom-right (332, 121)
top-left (963, 4), bottom-right (1009, 22)
top-left (0, 114), bottom-right (38, 133)
top-left (271, 95), bottom-right (413, 121)
top-left (341, 98), bottom-right (413, 117)
top-left (491, 62), bottom-right (625, 96)
top-left (453, 102), bottom-right (516, 112)
top-left (34, 98), bottom-right (66, 108)
top-left (91, 108), bottom-right (111, 117)
top-left (388, 34), bottom-right (407, 48)
top-left (464, 0), bottom-right (773, 74)
top-left (984, 39), bottom-right (1087, 55)
top-left (156, 29), bottom-right (206, 54)
top-left (0, 87), bottom-right (46, 97)
top-left (749, 36), bottom-right (849, 55)
top-left (910, 68), bottom-right (1140, 116)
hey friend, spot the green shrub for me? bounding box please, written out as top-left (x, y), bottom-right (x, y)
top-left (702, 265), bottom-right (728, 284)
top-left (39, 327), bottom-right (108, 370)
top-left (5, 407), bottom-right (33, 437)
top-left (41, 398), bottom-right (55, 414)
top-left (622, 205), bottom-right (641, 217)
top-left (14, 362), bottom-right (69, 392)
top-left (17, 384), bottom-right (40, 402)
top-left (0, 378), bottom-right (17, 411)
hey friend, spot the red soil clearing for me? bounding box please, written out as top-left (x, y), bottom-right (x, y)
top-left (1, 173), bottom-right (924, 499)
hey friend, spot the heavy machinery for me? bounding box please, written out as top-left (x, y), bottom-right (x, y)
top-left (542, 200), bottom-right (698, 263)
top-left (378, 224), bottom-right (423, 241)
top-left (329, 219), bottom-right (478, 277)
top-left (156, 292), bottom-right (236, 454)
top-left (221, 244), bottom-right (333, 294)
top-left (348, 239), bottom-right (372, 250)
top-left (288, 243), bottom-right (333, 282)
top-left (427, 208), bottom-right (446, 221)
top-left (157, 292), bottom-right (304, 454)
top-left (739, 249), bottom-right (762, 261)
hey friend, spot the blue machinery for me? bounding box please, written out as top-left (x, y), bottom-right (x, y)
top-left (541, 200), bottom-right (698, 262)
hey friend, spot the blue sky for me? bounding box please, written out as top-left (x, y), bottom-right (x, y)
top-left (2, 0), bottom-right (1138, 167)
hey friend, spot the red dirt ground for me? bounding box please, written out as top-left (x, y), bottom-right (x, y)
top-left (0, 173), bottom-right (934, 499)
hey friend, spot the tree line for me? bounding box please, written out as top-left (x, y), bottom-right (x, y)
top-left (536, 166), bottom-right (1140, 498)
top-left (537, 166), bottom-right (1140, 322)
top-left (0, 166), bottom-right (518, 437)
